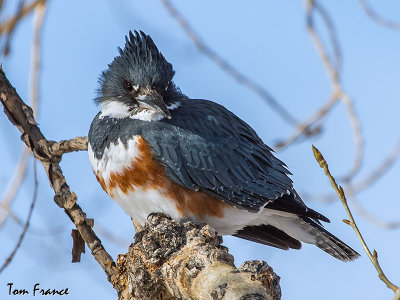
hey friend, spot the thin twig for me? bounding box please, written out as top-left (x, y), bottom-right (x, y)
top-left (306, 0), bottom-right (364, 182)
top-left (5, 207), bottom-right (65, 235)
top-left (48, 136), bottom-right (88, 156)
top-left (0, 160), bottom-right (38, 274)
top-left (339, 93), bottom-right (364, 182)
top-left (2, 0), bottom-right (25, 55)
top-left (306, 0), bottom-right (339, 83)
top-left (0, 0), bottom-right (5, 14)
top-left (306, 138), bottom-right (400, 204)
top-left (160, 0), bottom-right (298, 126)
top-left (29, 0), bottom-right (44, 117)
top-left (274, 91), bottom-right (339, 150)
top-left (0, 0), bottom-right (44, 35)
top-left (0, 147), bottom-right (30, 229)
top-left (274, 0), bottom-right (348, 151)
top-left (352, 139), bottom-right (400, 194)
top-left (359, 0), bottom-right (400, 30)
top-left (350, 195), bottom-right (400, 230)
top-left (311, 0), bottom-right (342, 79)
top-left (313, 145), bottom-right (400, 298)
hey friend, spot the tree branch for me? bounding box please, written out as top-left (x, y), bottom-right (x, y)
top-left (305, 0), bottom-right (364, 182)
top-left (115, 214), bottom-right (281, 300)
top-left (0, 67), bottom-right (118, 285)
top-left (0, 160), bottom-right (38, 274)
top-left (312, 145), bottom-right (400, 299)
top-left (0, 0), bottom-right (45, 35)
top-left (359, 0), bottom-right (400, 30)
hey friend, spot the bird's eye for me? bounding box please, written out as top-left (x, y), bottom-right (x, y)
top-left (123, 81), bottom-right (133, 92)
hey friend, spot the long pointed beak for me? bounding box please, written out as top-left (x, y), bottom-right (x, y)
top-left (136, 89), bottom-right (171, 119)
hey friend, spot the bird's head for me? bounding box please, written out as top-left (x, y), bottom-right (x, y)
top-left (95, 31), bottom-right (175, 120)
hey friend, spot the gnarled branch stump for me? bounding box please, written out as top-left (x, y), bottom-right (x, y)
top-left (114, 214), bottom-right (281, 300)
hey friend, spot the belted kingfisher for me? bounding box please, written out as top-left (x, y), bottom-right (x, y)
top-left (88, 31), bottom-right (359, 261)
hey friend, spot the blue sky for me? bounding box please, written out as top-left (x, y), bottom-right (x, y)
top-left (1, 0), bottom-right (399, 299)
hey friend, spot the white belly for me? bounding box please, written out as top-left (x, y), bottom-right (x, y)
top-left (88, 137), bottom-right (308, 241)
top-left (109, 185), bottom-right (182, 225)
top-left (88, 137), bottom-right (182, 224)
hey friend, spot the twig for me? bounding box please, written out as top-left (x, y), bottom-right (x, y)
top-left (0, 0), bottom-right (44, 35)
top-left (312, 145), bottom-right (400, 298)
top-left (306, 0), bottom-right (339, 83)
top-left (5, 206), bottom-right (66, 235)
top-left (29, 0), bottom-right (44, 116)
top-left (306, 0), bottom-right (364, 182)
top-left (306, 138), bottom-right (400, 204)
top-left (0, 160), bottom-right (38, 274)
top-left (0, 0), bottom-right (5, 14)
top-left (48, 137), bottom-right (88, 156)
top-left (274, 0), bottom-right (347, 151)
top-left (160, 0), bottom-right (299, 126)
top-left (352, 139), bottom-right (400, 194)
top-left (350, 196), bottom-right (400, 230)
top-left (2, 0), bottom-right (25, 55)
top-left (338, 93), bottom-right (363, 182)
top-left (274, 91), bottom-right (339, 150)
top-left (0, 147), bottom-right (30, 229)
top-left (359, 0), bottom-right (400, 30)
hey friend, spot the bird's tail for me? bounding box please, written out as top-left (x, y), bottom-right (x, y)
top-left (299, 217), bottom-right (360, 261)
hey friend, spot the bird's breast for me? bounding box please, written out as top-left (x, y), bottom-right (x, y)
top-left (88, 135), bottom-right (233, 226)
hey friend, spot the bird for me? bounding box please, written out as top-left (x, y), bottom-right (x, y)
top-left (88, 30), bottom-right (359, 261)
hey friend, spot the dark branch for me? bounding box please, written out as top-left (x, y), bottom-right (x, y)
top-left (0, 67), bottom-right (118, 286)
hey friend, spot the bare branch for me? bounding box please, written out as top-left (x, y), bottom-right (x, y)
top-left (0, 0), bottom-right (46, 56)
top-left (0, 147), bottom-right (30, 229)
top-left (29, 0), bottom-right (45, 116)
top-left (359, 0), bottom-right (400, 30)
top-left (275, 92), bottom-right (338, 150)
top-left (352, 139), bottom-right (400, 194)
top-left (336, 93), bottom-right (363, 182)
top-left (305, 139), bottom-right (400, 204)
top-left (305, 0), bottom-right (339, 83)
top-left (160, 0), bottom-right (298, 126)
top-left (0, 0), bottom-right (45, 229)
top-left (6, 208), bottom-right (66, 235)
top-left (0, 0), bottom-right (5, 14)
top-left (2, 0), bottom-right (25, 56)
top-left (350, 196), bottom-right (400, 230)
top-left (48, 136), bottom-right (88, 156)
top-left (0, 160), bottom-right (38, 274)
top-left (305, 0), bottom-right (364, 182)
top-left (0, 67), bottom-right (117, 285)
top-left (273, 1), bottom-right (345, 151)
top-left (0, 0), bottom-right (44, 35)
top-left (313, 145), bottom-right (400, 298)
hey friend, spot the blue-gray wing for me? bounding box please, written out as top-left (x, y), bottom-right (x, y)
top-left (141, 99), bottom-right (296, 212)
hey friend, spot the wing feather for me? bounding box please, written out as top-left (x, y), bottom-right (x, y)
top-left (130, 99), bottom-right (326, 219)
